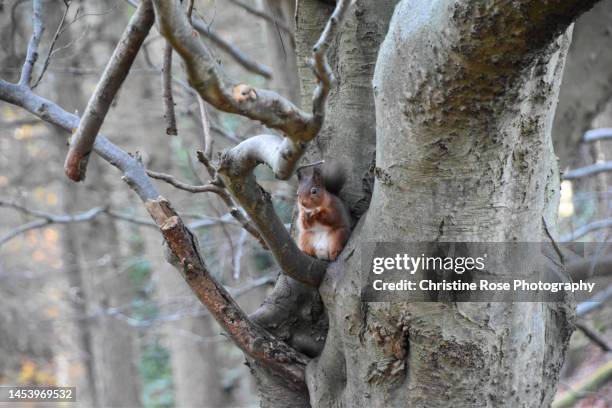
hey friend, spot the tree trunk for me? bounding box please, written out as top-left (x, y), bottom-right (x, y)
top-left (75, 160), bottom-right (144, 408)
top-left (249, 1), bottom-right (600, 406)
top-left (59, 170), bottom-right (98, 408)
top-left (47, 5), bottom-right (143, 405)
top-left (552, 0), bottom-right (612, 170)
top-left (156, 263), bottom-right (229, 408)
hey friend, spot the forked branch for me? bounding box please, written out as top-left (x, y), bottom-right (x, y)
top-left (146, 169), bottom-right (267, 248)
top-left (214, 1), bottom-right (352, 286)
top-left (0, 80), bottom-right (309, 390)
top-left (153, 0), bottom-right (351, 286)
top-left (125, 0), bottom-right (273, 78)
top-left (152, 0), bottom-right (350, 145)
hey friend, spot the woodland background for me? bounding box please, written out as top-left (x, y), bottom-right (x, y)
top-left (0, 0), bottom-right (610, 407)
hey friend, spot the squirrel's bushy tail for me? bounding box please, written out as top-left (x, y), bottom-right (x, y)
top-left (323, 160), bottom-right (346, 194)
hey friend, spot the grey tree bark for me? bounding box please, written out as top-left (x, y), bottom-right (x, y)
top-left (0, 0), bottom-right (602, 407)
top-left (254, 1), bottom-right (599, 407)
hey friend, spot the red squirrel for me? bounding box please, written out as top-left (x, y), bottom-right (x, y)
top-left (297, 163), bottom-right (351, 261)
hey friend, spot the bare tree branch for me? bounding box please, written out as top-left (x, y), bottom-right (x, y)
top-left (64, 0), bottom-right (155, 182)
top-left (31, 0), bottom-right (71, 89)
top-left (126, 0), bottom-right (273, 78)
top-left (566, 255), bottom-right (612, 281)
top-left (583, 128), bottom-right (612, 142)
top-left (209, 1), bottom-right (352, 287)
top-left (577, 285), bottom-right (612, 317)
top-left (1, 200), bottom-right (101, 220)
top-left (146, 169), bottom-right (268, 248)
top-left (191, 13), bottom-right (273, 79)
top-left (152, 0), bottom-right (349, 148)
top-left (145, 197), bottom-right (308, 390)
top-left (144, 0), bottom-right (351, 287)
top-left (218, 144), bottom-right (328, 286)
top-left (19, 0), bottom-right (44, 87)
top-left (0, 80), bottom-right (159, 201)
top-left (147, 169), bottom-right (225, 194)
top-left (552, 360), bottom-right (612, 408)
top-left (1, 219), bottom-right (49, 246)
top-left (563, 161), bottom-right (612, 180)
top-left (0, 200), bottom-right (241, 246)
top-left (161, 40), bottom-right (178, 136)
top-left (0, 201), bottom-right (157, 246)
top-left (228, 0), bottom-right (294, 42)
top-left (574, 320), bottom-right (611, 352)
top-left (560, 219), bottom-right (612, 242)
top-left (0, 80), bottom-right (308, 389)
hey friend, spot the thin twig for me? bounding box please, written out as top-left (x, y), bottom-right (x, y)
top-left (542, 217), bottom-right (565, 264)
top-left (161, 40), bottom-right (178, 135)
top-left (126, 0), bottom-right (272, 78)
top-left (197, 96), bottom-right (214, 174)
top-left (0, 201), bottom-right (161, 246)
top-left (560, 219), bottom-right (612, 242)
top-left (228, 0), bottom-right (294, 42)
top-left (566, 255), bottom-right (612, 281)
top-left (227, 273), bottom-right (277, 297)
top-left (196, 150), bottom-right (217, 182)
top-left (31, 0), bottom-right (71, 89)
top-left (146, 169), bottom-right (224, 194)
top-left (575, 320), bottom-right (611, 352)
top-left (187, 0), bottom-right (195, 21)
top-left (146, 169), bottom-right (268, 249)
top-left (296, 160), bottom-right (325, 173)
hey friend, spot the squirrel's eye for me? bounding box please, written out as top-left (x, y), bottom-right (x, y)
top-left (311, 187), bottom-right (318, 195)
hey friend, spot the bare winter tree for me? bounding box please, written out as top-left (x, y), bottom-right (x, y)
top-left (0, 0), bottom-right (608, 407)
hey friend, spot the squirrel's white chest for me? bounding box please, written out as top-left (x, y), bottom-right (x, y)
top-left (309, 223), bottom-right (331, 260)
